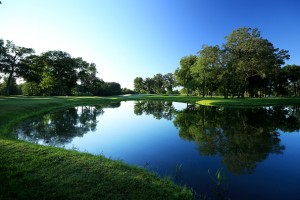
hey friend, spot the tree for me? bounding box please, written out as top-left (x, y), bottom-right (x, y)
top-left (40, 51), bottom-right (77, 95)
top-left (134, 77), bottom-right (144, 93)
top-left (192, 45), bottom-right (223, 97)
top-left (0, 40), bottom-right (34, 95)
top-left (283, 65), bottom-right (300, 96)
top-left (0, 77), bottom-right (20, 95)
top-left (224, 27), bottom-right (289, 98)
top-left (153, 73), bottom-right (165, 94)
top-left (75, 57), bottom-right (98, 95)
top-left (164, 73), bottom-right (176, 94)
top-left (99, 82), bottom-right (122, 96)
top-left (144, 77), bottom-right (155, 94)
top-left (174, 55), bottom-right (197, 95)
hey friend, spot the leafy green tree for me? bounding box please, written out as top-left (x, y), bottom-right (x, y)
top-left (224, 27), bottom-right (289, 98)
top-left (75, 57), bottom-right (98, 95)
top-left (122, 88), bottom-right (135, 95)
top-left (0, 40), bottom-right (34, 95)
top-left (144, 77), bottom-right (155, 94)
top-left (98, 82), bottom-right (122, 96)
top-left (0, 77), bottom-right (20, 95)
top-left (40, 51), bottom-right (77, 95)
top-left (164, 73), bottom-right (176, 94)
top-left (21, 82), bottom-right (41, 96)
top-left (174, 55), bottom-right (197, 95)
top-left (283, 65), bottom-right (300, 96)
top-left (153, 73), bottom-right (165, 94)
top-left (192, 45), bottom-right (223, 97)
top-left (134, 77), bottom-right (144, 93)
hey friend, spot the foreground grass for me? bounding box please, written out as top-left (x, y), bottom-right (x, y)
top-left (0, 139), bottom-right (191, 200)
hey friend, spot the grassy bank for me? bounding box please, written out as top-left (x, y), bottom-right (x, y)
top-left (0, 139), bottom-right (191, 200)
top-left (122, 94), bottom-right (300, 107)
top-left (195, 96), bottom-right (300, 107)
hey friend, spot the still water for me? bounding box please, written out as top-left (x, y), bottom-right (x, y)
top-left (15, 101), bottom-right (300, 199)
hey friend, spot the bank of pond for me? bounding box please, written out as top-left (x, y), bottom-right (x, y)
top-left (10, 99), bottom-right (300, 200)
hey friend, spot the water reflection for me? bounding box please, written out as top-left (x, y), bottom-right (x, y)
top-left (16, 101), bottom-right (300, 176)
top-left (15, 101), bottom-right (300, 199)
top-left (134, 100), bottom-right (176, 120)
top-left (16, 102), bottom-right (121, 147)
top-left (134, 102), bottom-right (300, 174)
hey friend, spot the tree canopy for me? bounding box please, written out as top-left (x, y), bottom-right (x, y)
top-left (174, 27), bottom-right (294, 98)
top-left (0, 39), bottom-right (123, 96)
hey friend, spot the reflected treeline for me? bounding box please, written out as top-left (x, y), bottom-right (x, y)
top-left (134, 101), bottom-right (176, 120)
top-left (174, 105), bottom-right (300, 174)
top-left (15, 102), bottom-right (121, 147)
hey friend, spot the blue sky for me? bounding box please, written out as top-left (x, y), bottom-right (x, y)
top-left (0, 0), bottom-right (299, 89)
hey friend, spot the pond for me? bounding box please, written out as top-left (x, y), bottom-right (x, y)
top-left (15, 101), bottom-right (300, 200)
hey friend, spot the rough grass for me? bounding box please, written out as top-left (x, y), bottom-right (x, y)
top-left (0, 139), bottom-right (191, 200)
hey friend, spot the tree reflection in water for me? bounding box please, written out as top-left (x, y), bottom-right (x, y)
top-left (16, 102), bottom-right (121, 147)
top-left (134, 101), bottom-right (300, 174)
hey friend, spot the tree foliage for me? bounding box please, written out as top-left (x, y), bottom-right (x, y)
top-left (133, 73), bottom-right (177, 94)
top-left (0, 38), bottom-right (123, 96)
top-left (174, 27), bottom-right (293, 98)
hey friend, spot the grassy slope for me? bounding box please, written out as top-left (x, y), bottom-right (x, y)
top-left (0, 139), bottom-right (191, 200)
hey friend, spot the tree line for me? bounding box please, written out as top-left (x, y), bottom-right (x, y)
top-left (134, 73), bottom-right (178, 94)
top-left (134, 27), bottom-right (300, 98)
top-left (0, 39), bottom-right (131, 96)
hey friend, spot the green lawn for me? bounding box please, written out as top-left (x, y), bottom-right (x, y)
top-left (195, 96), bottom-right (300, 107)
top-left (1, 95), bottom-right (299, 199)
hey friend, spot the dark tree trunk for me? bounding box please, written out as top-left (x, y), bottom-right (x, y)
top-left (5, 67), bottom-right (14, 96)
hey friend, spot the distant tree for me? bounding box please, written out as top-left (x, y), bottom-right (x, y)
top-left (0, 40), bottom-right (34, 95)
top-left (134, 77), bottom-right (144, 93)
top-left (153, 73), bottom-right (165, 94)
top-left (122, 88), bottom-right (135, 95)
top-left (40, 51), bottom-right (77, 95)
top-left (174, 55), bottom-right (197, 95)
top-left (20, 55), bottom-right (45, 95)
top-left (0, 77), bottom-right (20, 95)
top-left (75, 57), bottom-right (98, 95)
top-left (21, 82), bottom-right (41, 96)
top-left (164, 73), bottom-right (176, 94)
top-left (99, 82), bottom-right (122, 96)
top-left (144, 77), bottom-right (155, 94)
top-left (283, 65), bottom-right (300, 96)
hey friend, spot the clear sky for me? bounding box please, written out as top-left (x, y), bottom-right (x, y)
top-left (0, 0), bottom-right (299, 89)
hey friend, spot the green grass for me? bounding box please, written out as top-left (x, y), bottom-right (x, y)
top-left (1, 94), bottom-right (299, 199)
top-left (0, 139), bottom-right (191, 200)
top-left (196, 96), bottom-right (300, 107)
